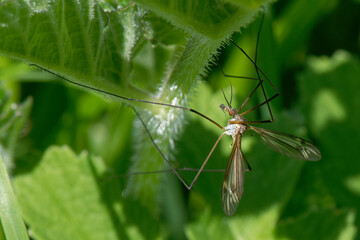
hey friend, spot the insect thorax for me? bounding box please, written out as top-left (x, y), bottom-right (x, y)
top-left (224, 114), bottom-right (247, 138)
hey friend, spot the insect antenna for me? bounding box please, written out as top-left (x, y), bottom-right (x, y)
top-left (221, 87), bottom-right (231, 107)
top-left (229, 82), bottom-right (233, 106)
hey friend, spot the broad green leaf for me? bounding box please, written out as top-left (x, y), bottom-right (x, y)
top-left (186, 209), bottom-right (233, 240)
top-left (186, 205), bottom-right (281, 239)
top-left (277, 208), bottom-right (357, 240)
top-left (0, 154), bottom-right (29, 240)
top-left (13, 146), bottom-right (162, 239)
top-left (136, 0), bottom-right (270, 41)
top-left (298, 50), bottom-right (360, 228)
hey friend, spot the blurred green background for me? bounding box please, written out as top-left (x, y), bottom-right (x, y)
top-left (0, 0), bottom-right (359, 239)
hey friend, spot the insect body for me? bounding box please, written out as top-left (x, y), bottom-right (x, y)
top-left (218, 98), bottom-right (321, 216)
top-left (221, 105), bottom-right (248, 216)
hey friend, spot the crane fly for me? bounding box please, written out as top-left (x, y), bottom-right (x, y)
top-left (29, 10), bottom-right (321, 216)
top-left (217, 85), bottom-right (321, 216)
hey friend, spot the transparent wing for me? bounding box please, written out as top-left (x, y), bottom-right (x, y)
top-left (222, 136), bottom-right (244, 216)
top-left (249, 126), bottom-right (321, 161)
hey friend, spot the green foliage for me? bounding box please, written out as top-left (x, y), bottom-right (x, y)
top-left (0, 86), bottom-right (32, 171)
top-left (298, 50), bottom-right (360, 229)
top-left (13, 145), bottom-right (155, 240)
top-left (0, 155), bottom-right (29, 240)
top-left (0, 86), bottom-right (31, 240)
top-left (277, 208), bottom-right (356, 240)
top-left (0, 0), bottom-right (359, 239)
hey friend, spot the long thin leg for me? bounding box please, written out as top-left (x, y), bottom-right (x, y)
top-left (225, 64), bottom-right (279, 123)
top-left (104, 167), bottom-right (226, 182)
top-left (188, 132), bottom-right (228, 189)
top-left (224, 9), bottom-right (280, 123)
top-left (29, 64), bottom-right (225, 130)
top-left (248, 11), bottom-right (277, 122)
top-left (221, 70), bottom-right (260, 81)
top-left (226, 89), bottom-right (279, 125)
top-left (132, 106), bottom-right (227, 190)
top-left (241, 151), bottom-right (252, 171)
top-left (30, 63), bottom-right (229, 190)
top-left (240, 93), bottom-right (278, 118)
top-left (230, 14), bottom-right (279, 121)
top-left (131, 106), bottom-right (193, 189)
top-left (224, 58), bottom-right (279, 118)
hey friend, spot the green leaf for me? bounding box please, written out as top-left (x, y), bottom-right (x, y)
top-left (186, 209), bottom-right (233, 240)
top-left (0, 153), bottom-right (29, 240)
top-left (298, 50), bottom-right (360, 227)
top-left (277, 208), bottom-right (357, 240)
top-left (0, 85), bottom-right (32, 171)
top-left (136, 0), bottom-right (269, 40)
top-left (13, 146), bottom-right (162, 239)
top-left (0, 0), bottom-right (270, 99)
top-left (186, 202), bottom-right (282, 239)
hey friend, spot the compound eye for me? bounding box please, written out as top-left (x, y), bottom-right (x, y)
top-left (229, 110), bottom-right (233, 115)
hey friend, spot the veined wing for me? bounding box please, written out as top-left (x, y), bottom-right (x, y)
top-left (222, 135), bottom-right (245, 216)
top-left (249, 126), bottom-right (321, 161)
